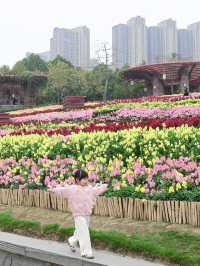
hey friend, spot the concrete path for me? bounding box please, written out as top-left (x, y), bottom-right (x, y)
top-left (0, 231), bottom-right (167, 266)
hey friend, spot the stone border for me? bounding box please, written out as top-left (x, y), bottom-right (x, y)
top-left (0, 231), bottom-right (106, 266)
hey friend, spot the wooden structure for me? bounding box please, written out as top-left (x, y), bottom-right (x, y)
top-left (63, 96), bottom-right (86, 109)
top-left (0, 75), bottom-right (47, 105)
top-left (122, 61), bottom-right (200, 95)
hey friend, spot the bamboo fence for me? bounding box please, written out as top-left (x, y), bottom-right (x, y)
top-left (0, 189), bottom-right (200, 227)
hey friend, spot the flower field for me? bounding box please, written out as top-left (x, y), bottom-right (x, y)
top-left (1, 94), bottom-right (200, 200)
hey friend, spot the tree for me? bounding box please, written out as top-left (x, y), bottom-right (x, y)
top-left (121, 64), bottom-right (130, 71)
top-left (23, 54), bottom-right (48, 73)
top-left (49, 56), bottom-right (74, 68)
top-left (48, 61), bottom-right (82, 104)
top-left (12, 54), bottom-right (48, 75)
top-left (85, 64), bottom-right (113, 100)
top-left (12, 61), bottom-right (26, 75)
top-left (0, 65), bottom-right (10, 75)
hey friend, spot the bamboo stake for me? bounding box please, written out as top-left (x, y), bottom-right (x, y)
top-left (133, 199), bottom-right (137, 220)
top-left (147, 200), bottom-right (151, 221)
top-left (103, 197), bottom-right (109, 216)
top-left (153, 201), bottom-right (157, 221)
top-left (167, 201), bottom-right (172, 223)
top-left (97, 197), bottom-right (102, 216)
top-left (118, 197), bottom-right (124, 218)
top-left (171, 201), bottom-right (175, 224)
top-left (175, 201), bottom-right (178, 224)
top-left (197, 203), bottom-right (200, 227)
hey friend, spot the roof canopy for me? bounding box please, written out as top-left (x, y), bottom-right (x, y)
top-left (122, 62), bottom-right (200, 86)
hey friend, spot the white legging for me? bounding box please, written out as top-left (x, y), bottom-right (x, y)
top-left (68, 216), bottom-right (92, 256)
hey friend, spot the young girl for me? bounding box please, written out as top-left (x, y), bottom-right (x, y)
top-left (49, 169), bottom-right (108, 259)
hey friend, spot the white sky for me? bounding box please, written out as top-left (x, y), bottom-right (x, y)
top-left (0, 0), bottom-right (200, 67)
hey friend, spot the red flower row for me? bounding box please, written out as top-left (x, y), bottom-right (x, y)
top-left (3, 115), bottom-right (200, 137)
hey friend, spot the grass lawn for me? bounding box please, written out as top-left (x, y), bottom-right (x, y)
top-left (0, 205), bottom-right (200, 266)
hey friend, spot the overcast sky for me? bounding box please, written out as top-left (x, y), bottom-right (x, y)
top-left (1, 0), bottom-right (200, 67)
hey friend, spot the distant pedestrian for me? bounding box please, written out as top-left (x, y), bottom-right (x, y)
top-left (183, 87), bottom-right (189, 96)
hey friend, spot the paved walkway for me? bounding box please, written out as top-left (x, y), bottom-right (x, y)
top-left (0, 232), bottom-right (166, 266)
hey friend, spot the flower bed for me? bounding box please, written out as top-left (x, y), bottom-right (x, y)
top-left (0, 97), bottom-right (198, 130)
top-left (1, 154), bottom-right (200, 227)
top-left (11, 110), bottom-right (93, 124)
top-left (0, 126), bottom-right (200, 164)
top-left (94, 98), bottom-right (200, 116)
top-left (1, 115), bottom-right (200, 138)
top-left (0, 94), bottom-right (200, 228)
top-left (0, 156), bottom-right (200, 201)
top-left (1, 104), bottom-right (200, 132)
top-left (95, 106), bottom-right (200, 123)
top-left (105, 93), bottom-right (200, 104)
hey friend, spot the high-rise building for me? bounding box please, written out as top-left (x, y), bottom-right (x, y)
top-left (147, 26), bottom-right (162, 64)
top-left (158, 19), bottom-right (177, 62)
top-left (188, 21), bottom-right (200, 61)
top-left (50, 26), bottom-right (90, 68)
top-left (127, 16), bottom-right (147, 66)
top-left (112, 24), bottom-right (128, 69)
top-left (177, 29), bottom-right (193, 61)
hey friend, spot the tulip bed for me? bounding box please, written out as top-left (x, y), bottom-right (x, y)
top-left (1, 156), bottom-right (200, 201)
top-left (0, 94), bottom-right (200, 200)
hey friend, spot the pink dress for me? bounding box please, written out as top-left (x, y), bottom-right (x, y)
top-left (52, 184), bottom-right (108, 216)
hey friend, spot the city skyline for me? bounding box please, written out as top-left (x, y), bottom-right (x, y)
top-left (24, 17), bottom-right (200, 69)
top-left (111, 17), bottom-right (200, 68)
top-left (1, 0), bottom-right (200, 66)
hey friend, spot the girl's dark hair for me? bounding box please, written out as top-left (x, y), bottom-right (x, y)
top-left (73, 169), bottom-right (88, 181)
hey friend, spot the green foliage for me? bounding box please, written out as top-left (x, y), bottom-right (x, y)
top-left (42, 223), bottom-right (60, 235)
top-left (11, 54), bottom-right (149, 103)
top-left (12, 61), bottom-right (27, 75)
top-left (19, 71), bottom-right (33, 81)
top-left (49, 55), bottom-right (74, 68)
top-left (0, 65), bottom-right (10, 75)
top-left (105, 187), bottom-right (200, 201)
top-left (107, 70), bottom-right (146, 100)
top-left (58, 227), bottom-right (74, 239)
top-left (12, 219), bottom-right (41, 233)
top-left (0, 212), bottom-right (40, 233)
top-left (23, 54), bottom-right (48, 73)
top-left (48, 61), bottom-right (83, 103)
top-left (12, 54), bottom-right (48, 75)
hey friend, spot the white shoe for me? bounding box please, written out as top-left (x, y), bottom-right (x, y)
top-left (68, 240), bottom-right (76, 253)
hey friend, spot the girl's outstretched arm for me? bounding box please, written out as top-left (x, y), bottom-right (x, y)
top-left (93, 183), bottom-right (108, 196)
